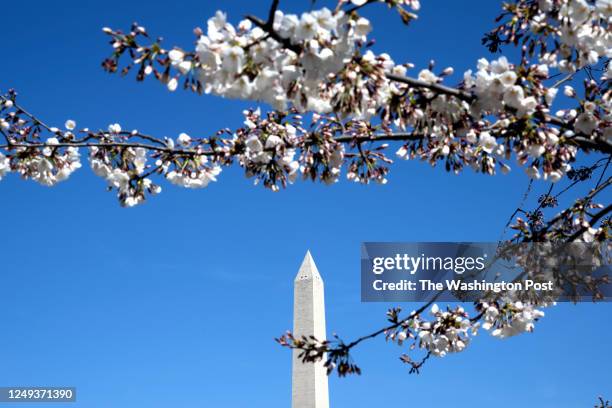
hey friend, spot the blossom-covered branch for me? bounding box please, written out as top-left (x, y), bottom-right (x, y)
top-left (1, 0), bottom-right (610, 377)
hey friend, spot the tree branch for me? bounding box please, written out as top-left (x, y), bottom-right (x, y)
top-left (384, 73), bottom-right (474, 101)
top-left (245, 15), bottom-right (301, 54)
top-left (565, 203), bottom-right (612, 242)
top-left (267, 0), bottom-right (281, 28)
top-left (239, 13), bottom-right (612, 155)
top-left (343, 292), bottom-right (443, 351)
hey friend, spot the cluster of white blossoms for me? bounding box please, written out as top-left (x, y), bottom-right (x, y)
top-left (236, 109), bottom-right (300, 189)
top-left (1, 108), bottom-right (83, 186)
top-left (385, 298), bottom-right (549, 358)
top-left (557, 81), bottom-right (612, 138)
top-left (480, 299), bottom-right (547, 339)
top-left (162, 5), bottom-right (419, 121)
top-left (165, 159), bottom-right (222, 189)
top-left (12, 138), bottom-right (82, 186)
top-left (465, 56), bottom-right (545, 116)
top-left (0, 0), bottom-right (607, 212)
top-left (86, 124), bottom-right (159, 206)
top-left (320, 143), bottom-right (345, 185)
top-left (164, 7), bottom-right (379, 113)
top-left (90, 146), bottom-right (152, 207)
top-left (159, 134), bottom-right (223, 189)
top-left (411, 304), bottom-right (474, 357)
top-left (460, 55), bottom-right (586, 182)
top-left (534, 0), bottom-right (612, 72)
top-left (97, 0), bottom-right (610, 188)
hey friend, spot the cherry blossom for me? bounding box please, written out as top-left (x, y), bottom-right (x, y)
top-left (0, 0), bottom-right (610, 377)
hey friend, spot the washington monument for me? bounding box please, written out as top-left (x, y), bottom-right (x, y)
top-left (292, 251), bottom-right (329, 408)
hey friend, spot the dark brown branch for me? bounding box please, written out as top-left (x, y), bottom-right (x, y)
top-left (0, 95), bottom-right (54, 132)
top-left (385, 73), bottom-right (474, 102)
top-left (0, 141), bottom-right (205, 155)
top-left (245, 15), bottom-right (301, 54)
top-left (267, 0), bottom-right (281, 28)
top-left (566, 203), bottom-right (612, 242)
top-left (345, 0), bottom-right (378, 14)
top-left (542, 176), bottom-right (612, 233)
top-left (595, 155), bottom-right (611, 188)
top-left (3, 128), bottom-right (609, 157)
top-left (240, 14), bottom-right (612, 155)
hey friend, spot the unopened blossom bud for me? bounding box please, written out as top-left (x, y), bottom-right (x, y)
top-left (442, 67), bottom-right (454, 76)
top-left (4, 100), bottom-right (13, 108)
top-left (396, 146), bottom-right (408, 159)
top-left (167, 78), bottom-right (178, 92)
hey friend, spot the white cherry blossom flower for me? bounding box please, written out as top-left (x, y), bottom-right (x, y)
top-left (65, 120), bottom-right (76, 130)
top-left (177, 133), bottom-right (191, 146)
top-left (108, 123), bottom-right (121, 133)
top-left (478, 132), bottom-right (497, 154)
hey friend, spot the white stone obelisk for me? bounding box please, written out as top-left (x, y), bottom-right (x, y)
top-left (292, 251), bottom-right (329, 408)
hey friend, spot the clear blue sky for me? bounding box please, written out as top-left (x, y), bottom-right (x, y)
top-left (1, 1), bottom-right (610, 407)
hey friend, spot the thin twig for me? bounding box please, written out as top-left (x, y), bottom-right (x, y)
top-left (595, 155), bottom-right (611, 189)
